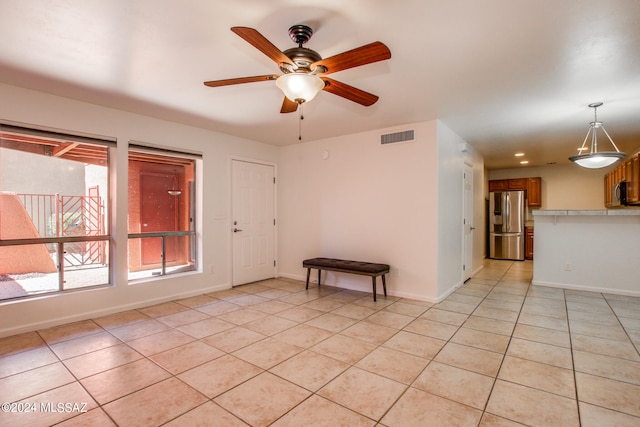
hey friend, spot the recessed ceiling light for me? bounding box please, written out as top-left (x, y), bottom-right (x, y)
top-left (514, 153), bottom-right (525, 157)
top-left (520, 160), bottom-right (529, 164)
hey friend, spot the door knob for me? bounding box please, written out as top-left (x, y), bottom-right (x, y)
top-left (470, 226), bottom-right (476, 230)
top-left (233, 228), bottom-right (243, 233)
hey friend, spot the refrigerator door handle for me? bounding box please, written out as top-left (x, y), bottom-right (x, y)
top-left (504, 193), bottom-right (510, 233)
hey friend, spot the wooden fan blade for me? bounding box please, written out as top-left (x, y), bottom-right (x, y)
top-left (321, 77), bottom-right (379, 106)
top-left (204, 75), bottom-right (279, 87)
top-left (231, 27), bottom-right (293, 67)
top-left (312, 41), bottom-right (391, 75)
top-left (280, 97), bottom-right (299, 113)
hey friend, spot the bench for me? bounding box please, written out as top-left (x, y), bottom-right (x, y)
top-left (302, 257), bottom-right (389, 301)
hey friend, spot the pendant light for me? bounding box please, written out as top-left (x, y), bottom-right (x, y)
top-left (569, 102), bottom-right (625, 169)
top-left (167, 175), bottom-right (182, 196)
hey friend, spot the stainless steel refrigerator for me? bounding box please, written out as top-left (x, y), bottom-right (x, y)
top-left (489, 190), bottom-right (525, 260)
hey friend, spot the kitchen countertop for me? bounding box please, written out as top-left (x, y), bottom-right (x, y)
top-left (532, 209), bottom-right (640, 216)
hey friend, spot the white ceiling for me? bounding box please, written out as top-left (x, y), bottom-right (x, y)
top-left (1, 0), bottom-right (639, 169)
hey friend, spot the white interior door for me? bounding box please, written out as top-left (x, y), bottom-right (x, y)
top-left (232, 160), bottom-right (275, 286)
top-left (463, 162), bottom-right (474, 281)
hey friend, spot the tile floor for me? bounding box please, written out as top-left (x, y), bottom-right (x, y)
top-left (1, 260), bottom-right (639, 426)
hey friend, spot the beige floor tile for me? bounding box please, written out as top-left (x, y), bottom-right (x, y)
top-left (568, 309), bottom-right (619, 326)
top-left (498, 355), bottom-right (575, 398)
top-left (62, 344), bottom-right (143, 379)
top-left (521, 303), bottom-right (567, 319)
top-left (176, 316), bottom-right (235, 339)
top-left (435, 300), bottom-right (478, 314)
top-left (108, 318), bottom-right (170, 342)
top-left (156, 309), bottom-right (210, 328)
top-left (447, 293), bottom-right (485, 306)
top-left (462, 315), bottom-right (515, 336)
top-left (103, 377), bottom-right (206, 426)
top-left (271, 394), bottom-right (374, 427)
top-left (486, 291), bottom-right (526, 304)
top-left (273, 324), bottom-right (334, 348)
top-left (479, 412), bottom-right (528, 426)
top-left (478, 298), bottom-right (522, 313)
top-left (523, 295), bottom-right (566, 309)
top-left (228, 294), bottom-right (270, 307)
top-left (256, 287), bottom-right (294, 299)
top-left (208, 288), bottom-right (248, 300)
top-left (356, 346), bottom-right (429, 384)
top-left (570, 320), bottom-right (629, 341)
top-left (434, 342), bottom-right (504, 377)
top-left (403, 318), bottom-right (459, 340)
top-left (619, 316), bottom-right (640, 330)
top-left (413, 361), bottom-right (495, 409)
top-left (92, 310), bottom-right (150, 330)
top-left (330, 304), bottom-right (379, 320)
top-left (125, 329), bottom-right (194, 356)
top-left (517, 311), bottom-right (569, 332)
top-left (451, 327), bottom-right (510, 353)
top-left (341, 321), bottom-right (398, 345)
top-left (233, 337), bottom-right (303, 369)
top-left (175, 294), bottom-right (218, 308)
top-left (201, 326), bottom-right (266, 353)
top-left (506, 337), bottom-right (572, 369)
top-left (0, 382), bottom-right (98, 427)
top-left (0, 331), bottom-right (46, 357)
top-left (382, 330), bottom-right (446, 359)
top-left (302, 296), bottom-right (346, 312)
top-left (164, 401), bottom-right (248, 427)
top-left (310, 334), bottom-right (376, 364)
top-left (486, 380), bottom-right (579, 427)
top-left (55, 408), bottom-right (116, 427)
top-left (304, 312), bottom-right (358, 332)
top-left (318, 367), bottom-right (406, 420)
top-left (472, 306), bottom-right (519, 322)
top-left (276, 305), bottom-right (325, 322)
top-left (80, 358), bottom-right (171, 404)
top-left (250, 299), bottom-right (295, 315)
top-left (384, 301), bottom-right (429, 317)
top-left (38, 320), bottom-right (103, 345)
top-left (215, 372), bottom-right (310, 427)
top-left (365, 310), bottom-right (415, 329)
top-left (0, 362), bottom-right (76, 404)
top-left (421, 308), bottom-right (469, 326)
top-left (178, 354), bottom-right (262, 398)
top-left (381, 387), bottom-right (482, 426)
top-left (138, 301), bottom-right (188, 318)
top-left (194, 300), bottom-right (242, 316)
top-left (579, 401), bottom-right (640, 427)
top-left (149, 340), bottom-right (224, 374)
top-left (49, 331), bottom-right (121, 360)
top-left (576, 372), bottom-right (640, 417)
top-left (512, 323), bottom-right (570, 348)
top-left (0, 346), bottom-right (58, 378)
top-left (216, 308), bottom-right (268, 325)
top-left (244, 314), bottom-right (298, 336)
top-left (270, 350), bottom-right (349, 391)
top-left (573, 350), bottom-right (640, 385)
top-left (571, 333), bottom-right (640, 361)
top-left (567, 300), bottom-right (614, 314)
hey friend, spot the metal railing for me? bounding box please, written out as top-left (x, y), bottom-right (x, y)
top-left (127, 230), bottom-right (196, 276)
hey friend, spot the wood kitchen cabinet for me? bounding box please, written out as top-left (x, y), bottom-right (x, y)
top-left (489, 177), bottom-right (542, 207)
top-left (525, 227), bottom-right (534, 259)
top-left (604, 153), bottom-right (640, 207)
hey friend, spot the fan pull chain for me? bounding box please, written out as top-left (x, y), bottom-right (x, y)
top-left (298, 102), bottom-right (304, 141)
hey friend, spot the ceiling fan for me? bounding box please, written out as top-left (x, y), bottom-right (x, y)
top-left (204, 25), bottom-right (391, 113)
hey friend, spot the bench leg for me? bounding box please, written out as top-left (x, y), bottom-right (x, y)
top-left (382, 274), bottom-right (387, 297)
top-left (372, 276), bottom-right (377, 302)
top-left (318, 269), bottom-right (321, 287)
top-left (305, 268), bottom-right (311, 290)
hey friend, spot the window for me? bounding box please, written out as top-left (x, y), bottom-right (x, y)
top-left (0, 123), bottom-right (112, 301)
top-left (127, 144), bottom-right (199, 280)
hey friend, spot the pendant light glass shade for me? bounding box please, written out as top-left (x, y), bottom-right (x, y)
top-left (276, 73), bottom-right (324, 104)
top-left (569, 103), bottom-right (625, 169)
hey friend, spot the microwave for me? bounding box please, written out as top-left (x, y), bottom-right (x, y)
top-left (611, 181), bottom-right (627, 207)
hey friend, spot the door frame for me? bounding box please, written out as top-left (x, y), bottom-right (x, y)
top-left (462, 161), bottom-right (474, 282)
top-left (229, 156), bottom-right (278, 286)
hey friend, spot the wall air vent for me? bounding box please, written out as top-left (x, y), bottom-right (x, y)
top-left (380, 130), bottom-right (415, 145)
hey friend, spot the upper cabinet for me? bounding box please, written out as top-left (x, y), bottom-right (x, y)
top-left (604, 153), bottom-right (640, 207)
top-left (489, 177), bottom-right (542, 207)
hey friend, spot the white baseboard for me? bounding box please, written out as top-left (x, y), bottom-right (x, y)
top-left (531, 280), bottom-right (640, 298)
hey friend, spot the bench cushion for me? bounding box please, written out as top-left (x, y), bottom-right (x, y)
top-left (303, 257), bottom-right (389, 275)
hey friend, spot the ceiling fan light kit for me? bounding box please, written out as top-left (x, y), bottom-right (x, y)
top-left (203, 24), bottom-right (391, 114)
top-left (569, 102), bottom-right (625, 169)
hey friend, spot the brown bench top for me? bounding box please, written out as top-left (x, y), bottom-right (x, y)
top-left (303, 257), bottom-right (390, 275)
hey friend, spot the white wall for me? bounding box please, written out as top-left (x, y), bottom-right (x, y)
top-left (533, 213), bottom-right (640, 296)
top-left (277, 120), bottom-right (481, 302)
top-left (489, 164), bottom-right (613, 210)
top-left (0, 83), bottom-right (279, 337)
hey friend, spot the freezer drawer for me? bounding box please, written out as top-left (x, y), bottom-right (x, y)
top-left (490, 233), bottom-right (524, 260)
